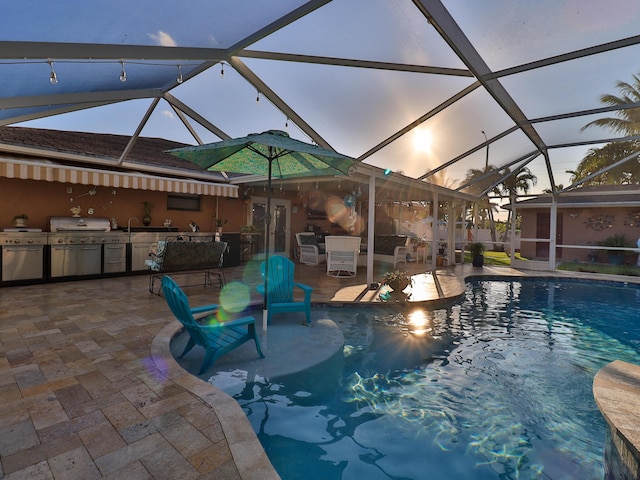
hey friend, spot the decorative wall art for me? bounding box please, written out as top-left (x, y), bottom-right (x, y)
top-left (624, 211), bottom-right (640, 227)
top-left (583, 214), bottom-right (615, 231)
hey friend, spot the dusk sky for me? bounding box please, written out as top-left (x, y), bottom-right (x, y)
top-left (4, 0), bottom-right (640, 195)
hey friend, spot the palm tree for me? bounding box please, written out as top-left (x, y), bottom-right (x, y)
top-left (463, 165), bottom-right (503, 244)
top-left (582, 74), bottom-right (640, 135)
top-left (427, 169), bottom-right (459, 190)
top-left (568, 142), bottom-right (640, 185)
top-left (499, 167), bottom-right (537, 242)
top-left (577, 73), bottom-right (640, 185)
top-left (542, 184), bottom-right (564, 194)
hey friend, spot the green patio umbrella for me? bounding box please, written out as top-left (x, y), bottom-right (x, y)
top-left (166, 130), bottom-right (356, 320)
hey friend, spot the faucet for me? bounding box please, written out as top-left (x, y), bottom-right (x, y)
top-left (127, 217), bottom-right (139, 232)
top-left (127, 217), bottom-right (139, 243)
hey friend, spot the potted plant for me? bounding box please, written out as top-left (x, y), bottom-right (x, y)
top-left (12, 213), bottom-right (28, 227)
top-left (215, 218), bottom-right (226, 233)
top-left (438, 240), bottom-right (447, 255)
top-left (599, 234), bottom-right (631, 265)
top-left (383, 270), bottom-right (412, 293)
top-left (469, 241), bottom-right (486, 267)
top-left (142, 202), bottom-right (153, 226)
top-left (240, 224), bottom-right (257, 233)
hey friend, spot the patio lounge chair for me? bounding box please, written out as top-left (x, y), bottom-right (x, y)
top-left (295, 232), bottom-right (326, 265)
top-left (162, 275), bottom-right (264, 374)
top-left (257, 255), bottom-right (313, 325)
top-left (325, 235), bottom-right (361, 277)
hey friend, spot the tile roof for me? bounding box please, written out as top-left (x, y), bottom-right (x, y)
top-left (514, 185), bottom-right (640, 208)
top-left (0, 126), bottom-right (215, 175)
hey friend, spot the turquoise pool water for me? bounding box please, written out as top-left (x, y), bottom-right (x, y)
top-left (220, 279), bottom-right (640, 479)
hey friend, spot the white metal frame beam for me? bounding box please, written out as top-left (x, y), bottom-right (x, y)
top-left (0, 41), bottom-right (226, 61)
top-left (238, 50), bottom-right (473, 77)
top-left (413, 0), bottom-right (550, 179)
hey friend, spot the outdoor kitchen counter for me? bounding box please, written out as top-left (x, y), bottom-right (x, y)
top-left (118, 226), bottom-right (180, 233)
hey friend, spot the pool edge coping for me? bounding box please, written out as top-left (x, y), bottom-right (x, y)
top-left (151, 320), bottom-right (281, 480)
top-left (594, 360), bottom-right (640, 479)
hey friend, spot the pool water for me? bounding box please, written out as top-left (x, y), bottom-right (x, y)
top-left (218, 279), bottom-right (640, 479)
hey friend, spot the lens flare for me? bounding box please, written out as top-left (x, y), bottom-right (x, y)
top-left (241, 259), bottom-right (263, 284)
top-left (324, 195), bottom-right (365, 234)
top-left (219, 281), bottom-right (251, 313)
top-left (326, 195), bottom-right (347, 223)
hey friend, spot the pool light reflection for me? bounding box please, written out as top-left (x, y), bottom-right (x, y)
top-left (407, 309), bottom-right (431, 336)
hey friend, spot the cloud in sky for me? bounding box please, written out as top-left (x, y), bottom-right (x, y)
top-left (162, 109), bottom-right (175, 120)
top-left (148, 30), bottom-right (177, 47)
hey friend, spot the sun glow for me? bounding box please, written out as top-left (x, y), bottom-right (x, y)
top-left (407, 309), bottom-right (431, 336)
top-left (413, 128), bottom-right (432, 153)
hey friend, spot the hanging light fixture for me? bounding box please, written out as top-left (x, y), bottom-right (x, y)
top-left (176, 65), bottom-right (183, 84)
top-left (48, 60), bottom-right (58, 84)
top-left (220, 62), bottom-right (225, 78)
top-left (119, 60), bottom-right (127, 82)
top-left (256, 90), bottom-right (260, 103)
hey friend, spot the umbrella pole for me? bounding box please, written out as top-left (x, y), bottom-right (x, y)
top-left (262, 156), bottom-right (273, 331)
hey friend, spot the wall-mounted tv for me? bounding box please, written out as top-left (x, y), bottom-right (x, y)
top-left (306, 191), bottom-right (327, 219)
top-left (306, 206), bottom-right (327, 220)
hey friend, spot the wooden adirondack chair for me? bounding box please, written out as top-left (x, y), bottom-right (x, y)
top-left (162, 275), bottom-right (264, 374)
top-left (257, 255), bottom-right (313, 325)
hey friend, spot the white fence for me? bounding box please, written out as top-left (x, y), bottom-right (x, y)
top-left (399, 222), bottom-right (521, 251)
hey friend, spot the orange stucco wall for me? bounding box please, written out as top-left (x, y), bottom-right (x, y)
top-left (0, 177), bottom-right (369, 259)
top-left (0, 176), bottom-right (244, 232)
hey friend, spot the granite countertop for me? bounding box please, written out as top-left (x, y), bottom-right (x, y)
top-left (118, 226), bottom-right (180, 232)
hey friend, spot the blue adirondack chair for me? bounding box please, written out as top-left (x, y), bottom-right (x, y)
top-left (162, 275), bottom-right (264, 374)
top-left (257, 255), bottom-right (313, 325)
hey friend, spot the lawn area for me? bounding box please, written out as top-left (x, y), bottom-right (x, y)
top-left (556, 261), bottom-right (640, 277)
top-left (462, 250), bottom-right (525, 266)
top-left (460, 249), bottom-right (640, 276)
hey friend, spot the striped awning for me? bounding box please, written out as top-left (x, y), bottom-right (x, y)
top-left (0, 158), bottom-right (238, 197)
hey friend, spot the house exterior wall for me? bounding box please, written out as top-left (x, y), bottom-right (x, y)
top-left (519, 206), bottom-right (640, 263)
top-left (0, 176), bottom-right (246, 233)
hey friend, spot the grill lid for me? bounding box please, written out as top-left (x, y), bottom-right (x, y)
top-left (49, 216), bottom-right (111, 232)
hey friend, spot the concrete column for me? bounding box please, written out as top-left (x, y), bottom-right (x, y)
top-left (549, 198), bottom-right (557, 270)
top-left (431, 191), bottom-right (439, 271)
top-left (366, 175), bottom-right (376, 287)
top-left (510, 197), bottom-right (517, 265)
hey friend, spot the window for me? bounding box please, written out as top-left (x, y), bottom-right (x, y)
top-left (167, 194), bottom-right (200, 211)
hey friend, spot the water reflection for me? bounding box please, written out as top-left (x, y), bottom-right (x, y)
top-left (223, 280), bottom-right (640, 480)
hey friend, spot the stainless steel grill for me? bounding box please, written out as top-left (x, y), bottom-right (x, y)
top-left (48, 217), bottom-right (121, 277)
top-left (49, 216), bottom-right (111, 234)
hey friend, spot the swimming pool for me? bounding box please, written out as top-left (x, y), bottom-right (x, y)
top-left (215, 279), bottom-right (640, 479)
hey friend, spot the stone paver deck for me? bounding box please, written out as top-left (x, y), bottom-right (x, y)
top-left (1, 262), bottom-right (639, 479)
